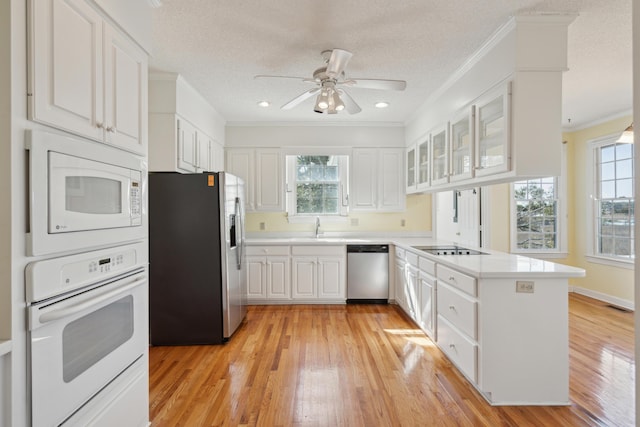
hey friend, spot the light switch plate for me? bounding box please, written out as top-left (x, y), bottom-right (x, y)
top-left (516, 281), bottom-right (534, 293)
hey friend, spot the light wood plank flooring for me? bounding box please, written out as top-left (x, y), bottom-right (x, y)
top-left (149, 293), bottom-right (634, 426)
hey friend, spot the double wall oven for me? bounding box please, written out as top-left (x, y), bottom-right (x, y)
top-left (26, 130), bottom-right (149, 426)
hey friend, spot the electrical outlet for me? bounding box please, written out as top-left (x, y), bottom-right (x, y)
top-left (516, 281), bottom-right (534, 293)
top-left (259, 222), bottom-right (266, 231)
top-left (350, 218), bottom-right (359, 226)
top-left (401, 219), bottom-right (406, 227)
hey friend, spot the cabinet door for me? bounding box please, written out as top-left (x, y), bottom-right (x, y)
top-left (266, 256), bottom-right (290, 299)
top-left (195, 134), bottom-right (210, 172)
top-left (406, 146), bottom-right (417, 193)
top-left (177, 118), bottom-right (197, 172)
top-left (475, 83), bottom-right (511, 177)
top-left (404, 266), bottom-right (419, 320)
top-left (30, 0), bottom-right (104, 140)
top-left (394, 258), bottom-right (405, 308)
top-left (103, 25), bottom-right (147, 155)
top-left (317, 257), bottom-right (345, 299)
top-left (226, 149), bottom-right (255, 211)
top-left (246, 256), bottom-right (267, 299)
top-left (209, 140), bottom-right (225, 172)
top-left (419, 272), bottom-right (436, 339)
top-left (291, 257), bottom-right (316, 299)
top-left (379, 149), bottom-right (405, 211)
top-left (431, 126), bottom-right (449, 186)
top-left (450, 107), bottom-right (474, 182)
top-left (417, 140), bottom-right (430, 190)
top-left (351, 149), bottom-right (377, 211)
top-left (255, 149), bottom-right (283, 211)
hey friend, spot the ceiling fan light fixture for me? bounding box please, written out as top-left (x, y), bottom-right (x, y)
top-left (375, 101), bottom-right (390, 109)
top-left (616, 123), bottom-right (634, 143)
top-left (332, 91), bottom-right (345, 111)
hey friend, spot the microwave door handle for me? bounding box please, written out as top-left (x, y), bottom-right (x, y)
top-left (37, 275), bottom-right (146, 325)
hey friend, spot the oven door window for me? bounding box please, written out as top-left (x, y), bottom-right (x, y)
top-left (66, 176), bottom-right (122, 215)
top-left (62, 295), bottom-right (134, 382)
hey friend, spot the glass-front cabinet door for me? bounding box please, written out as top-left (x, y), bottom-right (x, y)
top-left (417, 139), bottom-right (430, 189)
top-left (430, 126), bottom-right (449, 186)
top-left (475, 82), bottom-right (511, 177)
top-left (450, 107), bottom-right (474, 182)
top-left (406, 146), bottom-right (417, 193)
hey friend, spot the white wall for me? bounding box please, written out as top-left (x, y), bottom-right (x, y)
top-left (226, 124), bottom-right (404, 148)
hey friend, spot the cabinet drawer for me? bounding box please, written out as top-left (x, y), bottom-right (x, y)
top-left (437, 283), bottom-right (477, 339)
top-left (436, 264), bottom-right (477, 296)
top-left (405, 251), bottom-right (418, 268)
top-left (418, 257), bottom-right (435, 276)
top-left (291, 245), bottom-right (344, 256)
top-left (245, 246), bottom-right (290, 256)
top-left (437, 315), bottom-right (477, 382)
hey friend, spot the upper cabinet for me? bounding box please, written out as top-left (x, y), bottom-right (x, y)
top-left (148, 73), bottom-right (225, 173)
top-left (226, 148), bottom-right (284, 212)
top-left (352, 148), bottom-right (405, 212)
top-left (404, 15), bottom-right (575, 192)
top-left (29, 0), bottom-right (148, 155)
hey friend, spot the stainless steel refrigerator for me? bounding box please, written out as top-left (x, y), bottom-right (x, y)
top-left (148, 172), bottom-right (247, 345)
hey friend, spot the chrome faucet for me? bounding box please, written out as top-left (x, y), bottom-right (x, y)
top-left (315, 216), bottom-right (321, 238)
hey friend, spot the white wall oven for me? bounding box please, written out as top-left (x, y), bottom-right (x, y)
top-left (26, 130), bottom-right (146, 256)
top-left (26, 242), bottom-right (149, 427)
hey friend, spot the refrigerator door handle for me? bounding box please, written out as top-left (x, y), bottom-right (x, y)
top-left (235, 197), bottom-right (243, 270)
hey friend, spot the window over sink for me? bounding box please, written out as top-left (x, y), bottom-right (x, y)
top-left (285, 155), bottom-right (349, 221)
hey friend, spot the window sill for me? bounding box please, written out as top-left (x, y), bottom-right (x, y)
top-left (585, 255), bottom-right (634, 270)
top-left (286, 215), bottom-right (348, 224)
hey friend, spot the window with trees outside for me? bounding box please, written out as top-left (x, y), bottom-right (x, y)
top-left (286, 155), bottom-right (349, 218)
top-left (592, 139), bottom-right (634, 261)
top-left (512, 177), bottom-right (560, 252)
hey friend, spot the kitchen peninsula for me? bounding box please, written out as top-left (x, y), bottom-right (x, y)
top-left (245, 236), bottom-right (585, 406)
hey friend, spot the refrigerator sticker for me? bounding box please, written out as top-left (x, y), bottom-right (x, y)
top-left (208, 175), bottom-right (215, 187)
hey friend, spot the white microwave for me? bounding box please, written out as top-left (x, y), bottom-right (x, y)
top-left (27, 130), bottom-right (146, 256)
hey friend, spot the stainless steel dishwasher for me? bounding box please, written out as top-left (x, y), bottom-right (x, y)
top-left (346, 244), bottom-right (389, 304)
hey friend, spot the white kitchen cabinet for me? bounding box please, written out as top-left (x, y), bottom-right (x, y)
top-left (394, 256), bottom-right (406, 309)
top-left (406, 146), bottom-right (417, 194)
top-left (226, 149), bottom-right (255, 211)
top-left (418, 258), bottom-right (436, 340)
top-left (209, 139), bottom-right (225, 172)
top-left (255, 149), bottom-right (284, 211)
top-left (416, 139), bottom-right (430, 191)
top-left (30, 0), bottom-right (147, 155)
top-left (177, 118), bottom-right (198, 172)
top-left (449, 107), bottom-right (474, 182)
top-left (434, 261), bottom-right (570, 405)
top-left (474, 83), bottom-right (510, 177)
top-left (430, 125), bottom-right (449, 186)
top-left (351, 148), bottom-right (405, 212)
top-left (245, 246), bottom-right (291, 303)
top-left (291, 246), bottom-right (345, 302)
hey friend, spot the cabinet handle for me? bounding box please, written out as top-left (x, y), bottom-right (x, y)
top-left (106, 126), bottom-right (116, 133)
top-left (448, 305), bottom-right (455, 311)
top-left (449, 344), bottom-right (456, 349)
top-left (96, 122), bottom-right (104, 129)
top-left (448, 276), bottom-right (456, 282)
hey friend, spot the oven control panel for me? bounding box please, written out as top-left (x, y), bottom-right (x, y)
top-left (26, 241), bottom-right (147, 303)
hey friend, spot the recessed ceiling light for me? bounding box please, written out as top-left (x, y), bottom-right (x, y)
top-left (257, 100), bottom-right (270, 108)
top-left (375, 101), bottom-right (389, 109)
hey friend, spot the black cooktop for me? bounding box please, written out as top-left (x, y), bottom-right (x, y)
top-left (411, 245), bottom-right (487, 255)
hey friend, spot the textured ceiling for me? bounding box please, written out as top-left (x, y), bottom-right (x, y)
top-left (150, 0), bottom-right (632, 129)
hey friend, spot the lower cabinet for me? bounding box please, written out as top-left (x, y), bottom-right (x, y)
top-left (245, 245), bottom-right (346, 303)
top-left (418, 271), bottom-right (436, 340)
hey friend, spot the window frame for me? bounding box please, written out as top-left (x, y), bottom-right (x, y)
top-left (586, 134), bottom-right (635, 268)
top-left (509, 143), bottom-right (567, 258)
top-left (285, 154), bottom-right (349, 223)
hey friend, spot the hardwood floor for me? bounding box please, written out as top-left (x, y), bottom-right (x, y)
top-left (149, 293), bottom-right (635, 426)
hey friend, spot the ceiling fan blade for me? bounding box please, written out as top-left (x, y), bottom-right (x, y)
top-left (342, 78), bottom-right (407, 91)
top-left (326, 49), bottom-right (353, 78)
top-left (281, 88), bottom-right (320, 110)
top-left (338, 90), bottom-right (361, 114)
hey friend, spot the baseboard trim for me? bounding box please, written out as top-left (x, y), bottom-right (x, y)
top-left (569, 286), bottom-right (634, 311)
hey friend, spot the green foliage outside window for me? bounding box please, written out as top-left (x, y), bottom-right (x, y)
top-left (295, 156), bottom-right (340, 215)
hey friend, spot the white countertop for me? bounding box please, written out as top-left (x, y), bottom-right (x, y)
top-left (245, 235), bottom-right (586, 279)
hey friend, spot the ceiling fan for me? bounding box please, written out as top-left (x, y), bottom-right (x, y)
top-left (255, 48), bottom-right (407, 115)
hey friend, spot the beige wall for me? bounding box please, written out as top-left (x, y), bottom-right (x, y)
top-left (246, 193), bottom-right (431, 234)
top-left (485, 115), bottom-right (634, 306)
